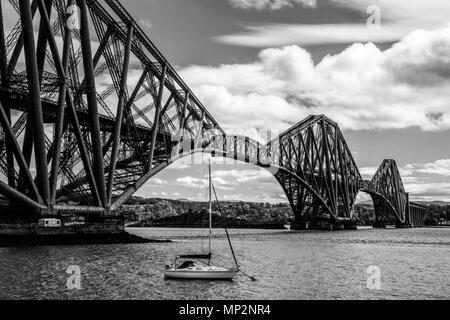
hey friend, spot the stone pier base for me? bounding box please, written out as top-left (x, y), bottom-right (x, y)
top-left (291, 219), bottom-right (357, 231)
top-left (343, 220), bottom-right (358, 230)
top-left (395, 222), bottom-right (411, 229)
top-left (290, 221), bottom-right (309, 230)
top-left (373, 221), bottom-right (386, 228)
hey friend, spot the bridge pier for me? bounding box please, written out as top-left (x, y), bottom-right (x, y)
top-left (343, 220), bottom-right (358, 230)
top-left (332, 222), bottom-right (345, 231)
top-left (309, 219), bottom-right (334, 230)
top-left (291, 218), bottom-right (357, 231)
top-left (408, 201), bottom-right (427, 227)
top-left (395, 222), bottom-right (412, 229)
top-left (373, 221), bottom-right (413, 228)
top-left (291, 219), bottom-right (308, 230)
top-left (0, 205), bottom-right (126, 237)
top-left (291, 218), bottom-right (336, 230)
top-left (373, 221), bottom-right (386, 228)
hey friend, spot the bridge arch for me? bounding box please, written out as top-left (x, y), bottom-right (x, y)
top-left (359, 190), bottom-right (404, 226)
top-left (119, 146), bottom-right (335, 221)
top-left (359, 160), bottom-right (408, 226)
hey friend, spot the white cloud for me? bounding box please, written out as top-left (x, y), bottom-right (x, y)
top-left (176, 176), bottom-right (206, 188)
top-left (221, 193), bottom-right (244, 200)
top-left (219, 192), bottom-right (287, 203)
top-left (404, 159), bottom-right (450, 177)
top-left (182, 27), bottom-right (450, 133)
top-left (405, 182), bottom-right (450, 201)
top-left (219, 0), bottom-right (450, 46)
top-left (139, 18), bottom-right (153, 29)
top-left (168, 162), bottom-right (191, 170)
top-left (176, 175), bottom-right (237, 191)
top-left (228, 0), bottom-right (316, 10)
top-left (213, 169), bottom-right (272, 184)
top-left (359, 167), bottom-right (377, 179)
top-left (153, 178), bottom-right (167, 185)
top-left (215, 23), bottom-right (411, 47)
top-left (143, 178), bottom-right (167, 187)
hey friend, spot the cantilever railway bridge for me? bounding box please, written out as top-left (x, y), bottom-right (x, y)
top-left (0, 0), bottom-right (426, 230)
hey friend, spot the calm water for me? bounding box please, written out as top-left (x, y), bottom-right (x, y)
top-left (0, 227), bottom-right (449, 300)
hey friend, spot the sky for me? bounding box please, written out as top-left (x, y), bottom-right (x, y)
top-left (2, 0), bottom-right (450, 204)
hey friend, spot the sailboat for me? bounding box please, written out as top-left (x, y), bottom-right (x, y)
top-left (163, 161), bottom-right (240, 280)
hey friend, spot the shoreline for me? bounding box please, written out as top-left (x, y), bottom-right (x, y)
top-left (0, 232), bottom-right (171, 248)
top-left (127, 223), bottom-right (288, 230)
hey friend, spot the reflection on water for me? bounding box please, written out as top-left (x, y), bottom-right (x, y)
top-left (0, 227), bottom-right (449, 299)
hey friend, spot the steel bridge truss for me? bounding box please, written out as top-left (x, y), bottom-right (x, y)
top-left (0, 0), bottom-right (426, 226)
top-left (0, 0), bottom-right (223, 217)
top-left (362, 160), bottom-right (426, 227)
top-left (266, 115), bottom-right (362, 222)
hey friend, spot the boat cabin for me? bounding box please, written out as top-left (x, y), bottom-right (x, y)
top-left (177, 261), bottom-right (195, 269)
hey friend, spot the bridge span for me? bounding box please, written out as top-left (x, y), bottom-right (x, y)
top-left (0, 0), bottom-right (427, 230)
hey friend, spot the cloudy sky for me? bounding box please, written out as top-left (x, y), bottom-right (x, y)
top-left (115, 0), bottom-right (450, 204)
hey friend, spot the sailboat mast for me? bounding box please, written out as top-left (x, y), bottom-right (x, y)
top-left (211, 181), bottom-right (240, 269)
top-left (208, 160), bottom-right (212, 255)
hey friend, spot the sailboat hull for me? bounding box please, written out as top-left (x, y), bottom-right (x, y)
top-left (163, 163), bottom-right (240, 282)
top-left (164, 268), bottom-right (238, 280)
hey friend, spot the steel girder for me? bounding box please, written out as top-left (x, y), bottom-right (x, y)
top-left (0, 0), bottom-right (223, 216)
top-left (268, 115), bottom-right (362, 221)
top-left (361, 159), bottom-right (408, 224)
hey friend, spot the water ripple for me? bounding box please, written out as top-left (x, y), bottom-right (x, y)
top-left (0, 227), bottom-right (449, 299)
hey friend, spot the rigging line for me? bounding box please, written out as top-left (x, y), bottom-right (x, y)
top-left (200, 164), bottom-right (209, 243)
top-left (211, 182), bottom-right (237, 267)
top-left (194, 164), bottom-right (208, 253)
top-left (211, 181), bottom-right (257, 281)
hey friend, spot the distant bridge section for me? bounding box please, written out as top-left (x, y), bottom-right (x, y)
top-left (407, 199), bottom-right (427, 228)
top-left (205, 115), bottom-right (363, 230)
top-left (361, 160), bottom-right (427, 228)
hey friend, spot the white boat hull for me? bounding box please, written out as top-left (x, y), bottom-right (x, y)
top-left (164, 269), bottom-right (238, 280)
top-left (163, 163), bottom-right (241, 281)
